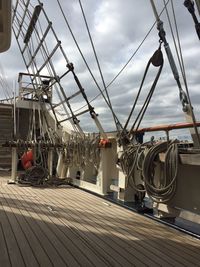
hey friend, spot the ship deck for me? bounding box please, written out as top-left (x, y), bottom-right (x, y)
top-left (0, 172), bottom-right (200, 267)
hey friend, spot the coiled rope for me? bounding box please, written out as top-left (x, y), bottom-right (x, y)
top-left (143, 141), bottom-right (179, 203)
top-left (119, 144), bottom-right (146, 193)
top-left (18, 166), bottom-right (48, 186)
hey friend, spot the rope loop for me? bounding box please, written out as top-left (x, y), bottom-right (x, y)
top-left (142, 140), bottom-right (179, 203)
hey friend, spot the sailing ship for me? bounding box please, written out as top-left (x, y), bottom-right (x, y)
top-left (1, 0), bottom-right (200, 266)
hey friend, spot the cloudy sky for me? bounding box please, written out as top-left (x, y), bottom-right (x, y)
top-left (1, 0), bottom-right (200, 139)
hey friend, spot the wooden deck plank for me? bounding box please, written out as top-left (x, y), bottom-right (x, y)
top-left (38, 186), bottom-right (197, 267)
top-left (47, 189), bottom-right (185, 267)
top-left (15, 185), bottom-right (137, 267)
top-left (70, 186), bottom-right (200, 250)
top-left (1, 192), bottom-right (41, 267)
top-left (0, 200), bottom-right (26, 267)
top-left (33, 187), bottom-right (169, 267)
top-left (1, 190), bottom-right (54, 267)
top-left (10, 185), bottom-right (109, 267)
top-left (0, 175), bottom-right (200, 267)
top-left (0, 222), bottom-right (11, 267)
top-left (66, 188), bottom-right (200, 265)
top-left (17, 184), bottom-right (200, 267)
top-left (4, 187), bottom-right (77, 267)
top-left (70, 188), bottom-right (200, 247)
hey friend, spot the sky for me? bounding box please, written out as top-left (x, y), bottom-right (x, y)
top-left (1, 0), bottom-right (200, 139)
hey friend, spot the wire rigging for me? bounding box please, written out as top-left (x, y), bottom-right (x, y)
top-left (71, 0), bottom-right (170, 115)
top-left (0, 63), bottom-right (12, 102)
top-left (163, 0), bottom-right (200, 147)
top-left (56, 0), bottom-right (122, 132)
top-left (13, 0), bottom-right (83, 136)
top-left (78, 0), bottom-right (122, 132)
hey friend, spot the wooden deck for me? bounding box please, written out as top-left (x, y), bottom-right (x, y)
top-left (0, 173), bottom-right (200, 266)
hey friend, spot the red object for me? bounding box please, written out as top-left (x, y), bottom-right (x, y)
top-left (24, 161), bottom-right (32, 170)
top-left (99, 139), bottom-right (112, 148)
top-left (21, 150), bottom-right (33, 169)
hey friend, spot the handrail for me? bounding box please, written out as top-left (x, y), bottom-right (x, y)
top-left (133, 122), bottom-right (200, 133)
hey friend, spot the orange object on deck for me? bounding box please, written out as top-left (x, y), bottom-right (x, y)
top-left (99, 139), bottom-right (112, 148)
top-left (21, 150), bottom-right (33, 170)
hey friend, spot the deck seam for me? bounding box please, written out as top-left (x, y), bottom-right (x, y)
top-left (70, 187), bottom-right (200, 263)
top-left (10, 184), bottom-right (111, 267)
top-left (43, 187), bottom-right (188, 267)
top-left (0, 198), bottom-right (26, 267)
top-left (1, 177), bottom-right (200, 267)
top-left (14, 185), bottom-right (124, 267)
top-left (0, 221), bottom-right (12, 266)
top-left (8, 185), bottom-right (78, 267)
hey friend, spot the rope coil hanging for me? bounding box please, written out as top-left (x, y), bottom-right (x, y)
top-left (142, 141), bottom-right (179, 203)
top-left (119, 144), bottom-right (146, 193)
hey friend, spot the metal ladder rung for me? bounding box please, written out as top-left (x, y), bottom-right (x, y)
top-left (12, 0), bottom-right (19, 19)
top-left (31, 41), bottom-right (61, 75)
top-left (27, 23), bottom-right (52, 67)
top-left (53, 91), bottom-right (81, 109)
top-left (58, 108), bottom-right (90, 124)
top-left (21, 43), bottom-right (28, 54)
top-left (15, 0), bottom-right (31, 39)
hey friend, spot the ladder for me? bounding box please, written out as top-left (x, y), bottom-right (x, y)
top-left (12, 0), bottom-right (107, 139)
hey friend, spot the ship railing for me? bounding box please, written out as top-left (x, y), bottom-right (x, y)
top-left (18, 72), bottom-right (53, 102)
top-left (133, 122), bottom-right (200, 143)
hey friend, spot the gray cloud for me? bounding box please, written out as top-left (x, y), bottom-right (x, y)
top-left (1, 0), bottom-right (200, 138)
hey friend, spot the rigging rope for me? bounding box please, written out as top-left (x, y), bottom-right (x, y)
top-left (78, 0), bottom-right (122, 132)
top-left (142, 141), bottom-right (179, 203)
top-left (13, 1), bottom-right (84, 137)
top-left (130, 47), bottom-right (164, 133)
top-left (119, 143), bottom-right (146, 193)
top-left (162, 0), bottom-right (200, 147)
top-left (184, 0), bottom-right (200, 39)
top-left (0, 63), bottom-right (12, 102)
top-left (56, 0), bottom-right (122, 133)
top-left (119, 43), bottom-right (164, 145)
top-left (35, 18), bottom-right (79, 134)
top-left (63, 134), bottom-right (100, 170)
top-left (18, 165), bottom-right (48, 186)
top-left (71, 0), bottom-right (170, 115)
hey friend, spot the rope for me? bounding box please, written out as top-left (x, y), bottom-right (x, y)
top-left (0, 63), bottom-right (12, 101)
top-left (71, 1), bottom-right (170, 115)
top-left (151, 0), bottom-right (200, 148)
top-left (126, 45), bottom-right (164, 140)
top-left (13, 1), bottom-right (84, 136)
top-left (63, 134), bottom-right (100, 170)
top-left (18, 165), bottom-right (48, 186)
top-left (119, 144), bottom-right (146, 192)
top-left (142, 141), bottom-right (179, 203)
top-left (56, 0), bottom-right (122, 132)
top-left (169, 0), bottom-right (200, 147)
top-left (78, 0), bottom-right (122, 132)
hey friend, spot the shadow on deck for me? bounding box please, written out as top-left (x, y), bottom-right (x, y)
top-left (0, 173), bottom-right (200, 267)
